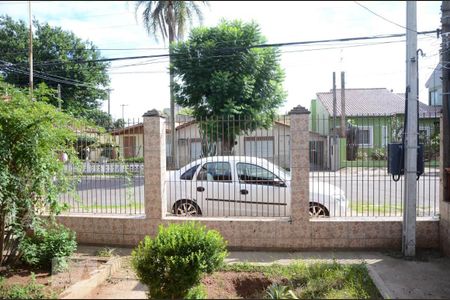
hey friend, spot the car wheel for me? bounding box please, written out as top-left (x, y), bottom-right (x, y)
top-left (174, 201), bottom-right (201, 216)
top-left (309, 202), bottom-right (329, 217)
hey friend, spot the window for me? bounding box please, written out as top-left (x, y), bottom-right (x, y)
top-left (244, 137), bottom-right (274, 158)
top-left (356, 126), bottom-right (373, 147)
top-left (197, 162), bottom-right (232, 182)
top-left (180, 165), bottom-right (199, 180)
top-left (429, 89), bottom-right (442, 106)
top-left (236, 163), bottom-right (285, 187)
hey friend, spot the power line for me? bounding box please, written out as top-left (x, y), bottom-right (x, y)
top-left (0, 60), bottom-right (106, 90)
top-left (24, 29), bottom-right (438, 67)
top-left (353, 1), bottom-right (437, 38)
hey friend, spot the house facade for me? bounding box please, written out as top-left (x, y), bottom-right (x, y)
top-left (309, 88), bottom-right (441, 169)
top-left (425, 64), bottom-right (443, 107)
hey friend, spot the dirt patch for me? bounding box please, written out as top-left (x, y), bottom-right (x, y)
top-left (202, 271), bottom-right (274, 299)
top-left (1, 257), bottom-right (108, 297)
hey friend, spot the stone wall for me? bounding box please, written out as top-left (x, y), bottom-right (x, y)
top-left (57, 106), bottom-right (440, 251)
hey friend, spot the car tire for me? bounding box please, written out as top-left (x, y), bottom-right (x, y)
top-left (173, 200), bottom-right (202, 216)
top-left (309, 202), bottom-right (329, 217)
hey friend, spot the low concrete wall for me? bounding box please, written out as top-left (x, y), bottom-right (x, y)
top-left (56, 214), bottom-right (439, 250)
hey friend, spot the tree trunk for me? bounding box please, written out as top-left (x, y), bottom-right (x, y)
top-left (221, 136), bottom-right (235, 156)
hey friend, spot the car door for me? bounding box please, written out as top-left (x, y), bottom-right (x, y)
top-left (235, 162), bottom-right (288, 217)
top-left (195, 161), bottom-right (234, 217)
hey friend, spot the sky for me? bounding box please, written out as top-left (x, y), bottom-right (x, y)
top-left (0, 1), bottom-right (443, 120)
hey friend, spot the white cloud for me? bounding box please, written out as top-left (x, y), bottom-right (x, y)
top-left (1, 1), bottom-right (442, 119)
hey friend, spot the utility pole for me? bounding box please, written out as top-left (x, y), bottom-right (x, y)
top-left (332, 72), bottom-right (338, 171)
top-left (57, 84), bottom-right (62, 110)
top-left (332, 72), bottom-right (337, 136)
top-left (28, 1), bottom-right (33, 100)
top-left (340, 71), bottom-right (346, 138)
top-left (120, 104), bottom-right (128, 122)
top-left (442, 1), bottom-right (450, 203)
top-left (403, 1), bottom-right (418, 258)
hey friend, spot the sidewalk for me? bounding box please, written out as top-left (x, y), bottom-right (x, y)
top-left (84, 247), bottom-right (450, 299)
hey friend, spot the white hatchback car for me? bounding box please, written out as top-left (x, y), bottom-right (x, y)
top-left (166, 156), bottom-right (347, 217)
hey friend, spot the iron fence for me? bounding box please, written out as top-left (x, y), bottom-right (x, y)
top-left (59, 119), bottom-right (145, 215)
top-left (309, 112), bottom-right (440, 218)
top-left (165, 115), bottom-right (291, 217)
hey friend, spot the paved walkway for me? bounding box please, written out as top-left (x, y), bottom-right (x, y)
top-left (84, 248), bottom-right (450, 299)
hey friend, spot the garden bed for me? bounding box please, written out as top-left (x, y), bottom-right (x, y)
top-left (200, 262), bottom-right (382, 299)
top-left (0, 257), bottom-right (108, 299)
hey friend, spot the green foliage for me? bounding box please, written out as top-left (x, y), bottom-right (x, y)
top-left (19, 222), bottom-right (77, 271)
top-left (185, 284), bottom-right (207, 299)
top-left (356, 149), bottom-right (369, 161)
top-left (0, 15), bottom-right (110, 126)
top-left (370, 148), bottom-right (387, 161)
top-left (96, 247), bottom-right (116, 257)
top-left (0, 80), bottom-right (81, 266)
top-left (223, 261), bottom-right (381, 299)
top-left (135, 1), bottom-right (207, 42)
top-left (265, 284), bottom-right (298, 299)
top-left (171, 20), bottom-right (286, 154)
top-left (0, 273), bottom-right (56, 299)
top-left (131, 222), bottom-right (227, 299)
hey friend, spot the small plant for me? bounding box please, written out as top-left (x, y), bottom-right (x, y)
top-left (265, 283), bottom-right (298, 299)
top-left (356, 149), bottom-right (368, 161)
top-left (96, 247), bottom-right (116, 257)
top-left (131, 222), bottom-right (227, 299)
top-left (370, 148), bottom-right (387, 161)
top-left (19, 222), bottom-right (77, 271)
top-left (0, 273), bottom-right (55, 299)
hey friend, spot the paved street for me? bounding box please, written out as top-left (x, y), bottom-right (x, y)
top-left (60, 168), bottom-right (439, 217)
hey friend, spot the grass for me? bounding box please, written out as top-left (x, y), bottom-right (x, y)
top-left (350, 203), bottom-right (403, 215)
top-left (221, 261), bottom-right (381, 299)
top-left (350, 203), bottom-right (433, 216)
top-left (70, 201), bottom-right (143, 212)
top-left (95, 247), bottom-right (116, 257)
top-left (0, 273), bottom-right (57, 299)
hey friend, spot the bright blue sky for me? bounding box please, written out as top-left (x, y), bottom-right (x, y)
top-left (0, 1), bottom-right (442, 119)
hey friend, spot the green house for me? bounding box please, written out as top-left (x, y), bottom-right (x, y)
top-left (309, 88), bottom-right (441, 169)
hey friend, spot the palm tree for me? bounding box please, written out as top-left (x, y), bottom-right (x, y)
top-left (135, 1), bottom-right (208, 168)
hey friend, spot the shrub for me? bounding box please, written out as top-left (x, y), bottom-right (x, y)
top-left (356, 149), bottom-right (368, 161)
top-left (185, 284), bottom-right (207, 299)
top-left (19, 222), bottom-right (77, 271)
top-left (96, 247), bottom-right (116, 257)
top-left (370, 148), bottom-right (387, 161)
top-left (131, 222), bottom-right (227, 299)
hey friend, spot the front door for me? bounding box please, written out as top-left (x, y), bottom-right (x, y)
top-left (235, 162), bottom-right (288, 217)
top-left (195, 161), bottom-right (234, 217)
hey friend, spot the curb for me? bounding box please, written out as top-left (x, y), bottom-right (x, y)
top-left (59, 256), bottom-right (123, 299)
top-left (367, 264), bottom-right (392, 299)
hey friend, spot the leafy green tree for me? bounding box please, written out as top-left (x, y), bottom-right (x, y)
top-left (171, 20), bottom-right (286, 154)
top-left (0, 15), bottom-right (110, 126)
top-left (135, 1), bottom-right (208, 164)
top-left (0, 80), bottom-right (81, 266)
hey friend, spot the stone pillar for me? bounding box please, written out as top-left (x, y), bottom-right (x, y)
top-left (289, 105), bottom-right (311, 222)
top-left (143, 109), bottom-right (166, 219)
